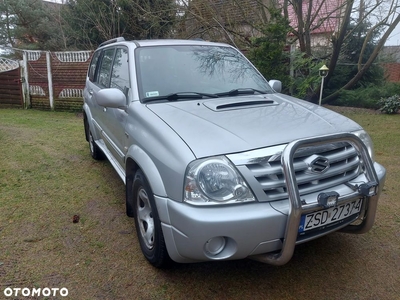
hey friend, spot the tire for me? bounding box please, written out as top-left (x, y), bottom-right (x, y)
top-left (132, 169), bottom-right (170, 268)
top-left (88, 130), bottom-right (105, 160)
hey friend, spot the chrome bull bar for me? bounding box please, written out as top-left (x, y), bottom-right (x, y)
top-left (251, 133), bottom-right (380, 266)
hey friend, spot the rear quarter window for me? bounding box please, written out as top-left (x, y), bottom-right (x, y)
top-left (88, 51), bottom-right (101, 82)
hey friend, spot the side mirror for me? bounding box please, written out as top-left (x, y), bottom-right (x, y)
top-left (269, 80), bottom-right (282, 93)
top-left (96, 88), bottom-right (126, 108)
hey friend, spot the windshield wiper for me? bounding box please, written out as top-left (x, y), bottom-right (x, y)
top-left (215, 88), bottom-right (269, 97)
top-left (142, 92), bottom-right (219, 103)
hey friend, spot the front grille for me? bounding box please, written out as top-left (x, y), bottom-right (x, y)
top-left (234, 142), bottom-right (362, 201)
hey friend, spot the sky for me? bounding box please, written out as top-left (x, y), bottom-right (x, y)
top-left (386, 25), bottom-right (400, 46)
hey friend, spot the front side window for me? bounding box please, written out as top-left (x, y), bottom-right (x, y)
top-left (98, 48), bottom-right (115, 88)
top-left (135, 45), bottom-right (273, 101)
top-left (110, 48), bottom-right (130, 96)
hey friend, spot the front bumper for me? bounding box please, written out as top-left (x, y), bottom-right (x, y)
top-left (156, 197), bottom-right (287, 263)
top-left (155, 134), bottom-right (386, 265)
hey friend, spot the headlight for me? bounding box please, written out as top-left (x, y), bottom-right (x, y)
top-left (184, 156), bottom-right (255, 205)
top-left (353, 129), bottom-right (375, 162)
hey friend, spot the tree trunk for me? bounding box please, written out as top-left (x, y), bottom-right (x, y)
top-left (325, 0), bottom-right (354, 86)
top-left (323, 13), bottom-right (400, 104)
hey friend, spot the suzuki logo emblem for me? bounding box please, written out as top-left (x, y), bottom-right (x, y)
top-left (309, 156), bottom-right (330, 173)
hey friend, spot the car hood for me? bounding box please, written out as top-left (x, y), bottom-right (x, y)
top-left (147, 94), bottom-right (362, 158)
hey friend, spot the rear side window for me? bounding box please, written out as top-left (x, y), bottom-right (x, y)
top-left (98, 48), bottom-right (115, 88)
top-left (88, 51), bottom-right (101, 82)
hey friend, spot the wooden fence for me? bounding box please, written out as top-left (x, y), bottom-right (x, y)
top-left (0, 59), bottom-right (22, 108)
top-left (0, 50), bottom-right (92, 111)
top-left (26, 50), bottom-right (92, 110)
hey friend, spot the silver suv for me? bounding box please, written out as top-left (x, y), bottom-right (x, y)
top-left (83, 38), bottom-right (386, 267)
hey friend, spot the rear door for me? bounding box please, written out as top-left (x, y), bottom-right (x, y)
top-left (85, 48), bottom-right (115, 136)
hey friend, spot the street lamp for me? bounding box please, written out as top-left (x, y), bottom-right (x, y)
top-left (318, 65), bottom-right (329, 106)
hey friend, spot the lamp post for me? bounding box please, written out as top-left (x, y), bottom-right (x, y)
top-left (318, 65), bottom-right (329, 106)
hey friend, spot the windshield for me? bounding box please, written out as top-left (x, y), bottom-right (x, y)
top-left (135, 45), bottom-right (273, 102)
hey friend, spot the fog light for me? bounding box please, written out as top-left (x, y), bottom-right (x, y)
top-left (358, 182), bottom-right (378, 197)
top-left (318, 191), bottom-right (339, 208)
top-left (205, 237), bottom-right (226, 256)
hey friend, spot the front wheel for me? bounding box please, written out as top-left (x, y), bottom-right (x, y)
top-left (133, 170), bottom-right (170, 268)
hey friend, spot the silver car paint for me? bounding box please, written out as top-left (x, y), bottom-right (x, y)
top-left (124, 102), bottom-right (196, 199)
top-left (147, 94), bottom-right (362, 158)
top-left (83, 39), bottom-right (386, 264)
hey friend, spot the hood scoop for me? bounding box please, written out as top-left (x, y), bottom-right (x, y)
top-left (203, 97), bottom-right (278, 111)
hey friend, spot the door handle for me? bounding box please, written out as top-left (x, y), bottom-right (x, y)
top-left (89, 90), bottom-right (93, 95)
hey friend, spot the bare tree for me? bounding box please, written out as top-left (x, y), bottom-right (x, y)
top-left (178, 0), bottom-right (274, 47)
top-left (63, 0), bottom-right (177, 49)
top-left (282, 0), bottom-right (349, 55)
top-left (322, 0), bottom-right (400, 102)
top-left (181, 0), bottom-right (400, 102)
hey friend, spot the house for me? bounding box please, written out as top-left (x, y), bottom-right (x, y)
top-left (285, 0), bottom-right (344, 47)
top-left (379, 46), bottom-right (400, 82)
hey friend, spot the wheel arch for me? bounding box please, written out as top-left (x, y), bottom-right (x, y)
top-left (83, 103), bottom-right (101, 141)
top-left (125, 145), bottom-right (167, 217)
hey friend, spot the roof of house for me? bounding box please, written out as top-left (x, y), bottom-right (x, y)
top-left (284, 0), bottom-right (344, 34)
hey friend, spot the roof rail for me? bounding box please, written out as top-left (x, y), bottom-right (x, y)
top-left (99, 37), bottom-right (125, 48)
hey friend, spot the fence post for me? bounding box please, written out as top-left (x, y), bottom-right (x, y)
top-left (46, 51), bottom-right (54, 110)
top-left (22, 52), bottom-right (31, 109)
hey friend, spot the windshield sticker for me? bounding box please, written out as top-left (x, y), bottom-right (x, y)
top-left (146, 91), bottom-right (159, 97)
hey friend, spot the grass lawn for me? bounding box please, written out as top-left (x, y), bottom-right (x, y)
top-left (0, 107), bottom-right (399, 300)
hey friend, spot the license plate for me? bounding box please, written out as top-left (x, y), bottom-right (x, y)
top-left (298, 198), bottom-right (363, 232)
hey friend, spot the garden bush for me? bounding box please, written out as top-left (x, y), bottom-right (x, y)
top-left (378, 94), bottom-right (400, 114)
top-left (331, 82), bottom-right (400, 109)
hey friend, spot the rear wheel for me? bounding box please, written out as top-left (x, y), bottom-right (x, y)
top-left (89, 130), bottom-right (104, 160)
top-left (133, 169), bottom-right (170, 268)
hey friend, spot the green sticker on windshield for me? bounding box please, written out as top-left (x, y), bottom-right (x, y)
top-left (146, 91), bottom-right (159, 97)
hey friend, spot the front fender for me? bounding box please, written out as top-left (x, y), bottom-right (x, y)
top-left (126, 144), bottom-right (167, 197)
